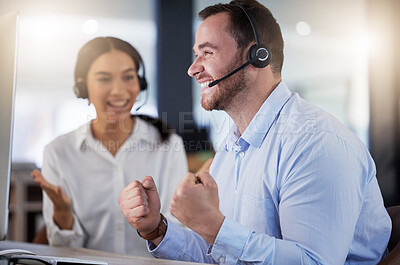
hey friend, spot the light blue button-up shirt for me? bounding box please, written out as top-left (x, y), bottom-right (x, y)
top-left (150, 81), bottom-right (391, 264)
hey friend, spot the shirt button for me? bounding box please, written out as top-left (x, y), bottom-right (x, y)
top-left (218, 255), bottom-right (226, 264)
top-left (81, 142), bottom-right (89, 152)
top-left (239, 151), bottom-right (245, 157)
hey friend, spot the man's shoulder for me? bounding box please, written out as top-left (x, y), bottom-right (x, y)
top-left (278, 94), bottom-right (350, 137)
top-left (275, 94), bottom-right (368, 155)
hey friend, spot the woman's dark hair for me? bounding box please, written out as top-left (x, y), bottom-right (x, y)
top-left (74, 37), bottom-right (172, 142)
top-left (198, 0), bottom-right (284, 75)
top-left (74, 37), bottom-right (143, 86)
top-left (135, 115), bottom-right (172, 142)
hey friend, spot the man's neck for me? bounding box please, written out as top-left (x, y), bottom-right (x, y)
top-left (226, 77), bottom-right (281, 135)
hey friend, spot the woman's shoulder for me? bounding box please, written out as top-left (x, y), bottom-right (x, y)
top-left (135, 115), bottom-right (173, 143)
top-left (134, 115), bottom-right (185, 150)
top-left (165, 131), bottom-right (184, 144)
top-left (45, 123), bottom-right (88, 153)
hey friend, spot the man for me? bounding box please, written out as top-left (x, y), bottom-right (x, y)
top-left (119, 0), bottom-right (391, 264)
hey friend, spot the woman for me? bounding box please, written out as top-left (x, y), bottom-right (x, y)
top-left (31, 37), bottom-right (187, 257)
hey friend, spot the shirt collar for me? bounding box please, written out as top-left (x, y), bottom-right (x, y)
top-left (75, 122), bottom-right (92, 151)
top-left (75, 116), bottom-right (160, 152)
top-left (224, 81), bottom-right (292, 151)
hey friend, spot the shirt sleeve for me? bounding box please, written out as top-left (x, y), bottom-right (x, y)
top-left (41, 144), bottom-right (86, 247)
top-left (148, 219), bottom-right (217, 264)
top-left (209, 131), bottom-right (378, 264)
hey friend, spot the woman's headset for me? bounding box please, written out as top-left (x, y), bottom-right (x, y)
top-left (73, 53), bottom-right (147, 99)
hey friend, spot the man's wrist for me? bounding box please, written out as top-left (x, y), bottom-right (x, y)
top-left (200, 213), bottom-right (225, 245)
top-left (137, 213), bottom-right (167, 241)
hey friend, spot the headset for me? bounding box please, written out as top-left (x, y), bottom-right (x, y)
top-left (208, 5), bottom-right (271, 87)
top-left (73, 53), bottom-right (148, 99)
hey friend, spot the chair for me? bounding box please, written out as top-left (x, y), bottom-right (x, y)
top-left (378, 206), bottom-right (400, 264)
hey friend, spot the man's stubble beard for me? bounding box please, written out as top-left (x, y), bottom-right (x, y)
top-left (201, 54), bottom-right (248, 111)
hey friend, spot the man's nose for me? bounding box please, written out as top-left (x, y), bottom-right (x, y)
top-left (187, 57), bottom-right (204, 77)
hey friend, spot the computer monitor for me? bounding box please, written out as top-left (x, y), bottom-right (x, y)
top-left (0, 11), bottom-right (18, 241)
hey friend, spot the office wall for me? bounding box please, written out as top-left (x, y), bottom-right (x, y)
top-left (368, 0), bottom-right (400, 206)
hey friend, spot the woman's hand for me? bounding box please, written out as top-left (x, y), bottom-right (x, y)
top-left (31, 169), bottom-right (74, 230)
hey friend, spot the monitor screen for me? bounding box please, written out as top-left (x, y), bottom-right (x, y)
top-left (0, 11), bottom-right (18, 241)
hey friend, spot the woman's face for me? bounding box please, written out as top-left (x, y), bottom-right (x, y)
top-left (86, 49), bottom-right (140, 122)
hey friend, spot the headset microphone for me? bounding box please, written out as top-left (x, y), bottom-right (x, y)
top-left (208, 55), bottom-right (260, 88)
top-left (135, 88), bottom-right (149, 111)
top-left (208, 5), bottom-right (271, 88)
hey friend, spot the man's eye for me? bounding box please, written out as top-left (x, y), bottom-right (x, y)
top-left (204, 51), bottom-right (213, 56)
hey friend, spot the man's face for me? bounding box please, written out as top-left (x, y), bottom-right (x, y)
top-left (188, 12), bottom-right (248, 111)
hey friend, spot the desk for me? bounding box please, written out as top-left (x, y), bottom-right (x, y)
top-left (0, 241), bottom-right (206, 265)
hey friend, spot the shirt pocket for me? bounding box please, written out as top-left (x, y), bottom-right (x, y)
top-left (234, 193), bottom-right (281, 238)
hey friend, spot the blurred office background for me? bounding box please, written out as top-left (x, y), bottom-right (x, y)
top-left (1, 0), bottom-right (399, 242)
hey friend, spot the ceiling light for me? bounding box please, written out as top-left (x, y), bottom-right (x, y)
top-left (296, 21), bottom-right (312, 36)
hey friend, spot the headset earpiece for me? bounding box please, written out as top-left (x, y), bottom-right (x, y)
top-left (73, 80), bottom-right (88, 99)
top-left (248, 44), bottom-right (270, 68)
top-left (139, 76), bottom-right (147, 91)
top-left (137, 52), bottom-right (147, 91)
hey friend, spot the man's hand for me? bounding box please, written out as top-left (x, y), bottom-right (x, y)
top-left (170, 171), bottom-right (224, 245)
top-left (31, 169), bottom-right (74, 229)
top-left (118, 176), bottom-right (162, 244)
